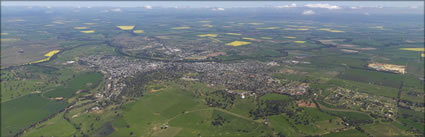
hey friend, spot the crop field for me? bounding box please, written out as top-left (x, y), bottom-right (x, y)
top-left (43, 72), bottom-right (102, 98)
top-left (361, 122), bottom-right (415, 137)
top-left (321, 129), bottom-right (368, 137)
top-left (1, 5), bottom-right (423, 137)
top-left (22, 112), bottom-right (76, 137)
top-left (1, 94), bottom-right (68, 137)
top-left (109, 82), bottom-right (273, 137)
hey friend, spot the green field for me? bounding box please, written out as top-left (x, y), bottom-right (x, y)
top-left (109, 82), bottom-right (272, 137)
top-left (1, 94), bottom-right (68, 137)
top-left (2, 6), bottom-right (424, 137)
top-left (44, 72), bottom-right (103, 98)
top-left (22, 112), bottom-right (76, 137)
top-left (322, 129), bottom-right (368, 137)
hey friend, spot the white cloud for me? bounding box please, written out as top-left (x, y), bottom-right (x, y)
top-left (276, 3), bottom-right (296, 8)
top-left (304, 4), bottom-right (341, 10)
top-left (302, 10), bottom-right (315, 15)
top-left (212, 7), bottom-right (225, 11)
top-left (111, 8), bottom-right (121, 12)
top-left (144, 5), bottom-right (152, 9)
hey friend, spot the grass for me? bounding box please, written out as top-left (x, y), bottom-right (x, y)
top-left (268, 115), bottom-right (299, 136)
top-left (323, 110), bottom-right (372, 125)
top-left (322, 129), bottom-right (368, 137)
top-left (326, 78), bottom-right (399, 98)
top-left (43, 72), bottom-right (103, 98)
top-left (260, 93), bottom-right (291, 101)
top-left (1, 94), bottom-right (68, 137)
top-left (0, 65), bottom-right (67, 103)
top-left (109, 82), bottom-right (274, 137)
top-left (22, 112), bottom-right (76, 137)
top-left (109, 83), bottom-right (207, 137)
top-left (337, 68), bottom-right (403, 89)
top-left (268, 108), bottom-right (343, 136)
top-left (228, 96), bottom-right (257, 118)
top-left (361, 122), bottom-right (414, 137)
top-left (48, 44), bottom-right (116, 65)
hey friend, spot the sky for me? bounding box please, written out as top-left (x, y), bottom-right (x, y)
top-left (2, 1), bottom-right (424, 8)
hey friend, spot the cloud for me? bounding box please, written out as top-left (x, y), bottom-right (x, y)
top-left (304, 4), bottom-right (341, 10)
top-left (144, 5), bottom-right (152, 9)
top-left (276, 3), bottom-right (296, 8)
top-left (302, 10), bottom-right (315, 15)
top-left (212, 7), bottom-right (225, 11)
top-left (111, 8), bottom-right (121, 12)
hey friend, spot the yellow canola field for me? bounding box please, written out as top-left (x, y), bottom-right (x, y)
top-left (421, 53), bottom-right (425, 57)
top-left (400, 48), bottom-right (425, 52)
top-left (242, 37), bottom-right (257, 41)
top-left (117, 26), bottom-right (135, 30)
top-left (172, 27), bottom-right (191, 30)
top-left (133, 30), bottom-right (145, 33)
top-left (74, 27), bottom-right (89, 30)
top-left (226, 41), bottom-right (251, 46)
top-left (198, 34), bottom-right (218, 37)
top-left (1, 38), bottom-right (20, 42)
top-left (225, 33), bottom-right (242, 36)
top-left (29, 50), bottom-right (60, 64)
top-left (1, 33), bottom-right (9, 35)
top-left (53, 21), bottom-right (65, 24)
top-left (80, 30), bottom-right (95, 33)
top-left (247, 22), bottom-right (264, 25)
top-left (261, 37), bottom-right (272, 40)
top-left (257, 27), bottom-right (280, 30)
top-left (84, 23), bottom-right (96, 25)
top-left (371, 26), bottom-right (384, 29)
top-left (202, 24), bottom-right (214, 28)
top-left (318, 28), bottom-right (344, 33)
top-left (44, 50), bottom-right (60, 57)
top-left (285, 36), bottom-right (296, 39)
top-left (294, 41), bottom-right (306, 44)
top-left (284, 28), bottom-right (309, 31)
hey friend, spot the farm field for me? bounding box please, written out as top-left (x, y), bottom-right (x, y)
top-left (1, 2), bottom-right (424, 137)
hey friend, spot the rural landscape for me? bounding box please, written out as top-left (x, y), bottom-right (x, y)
top-left (1, 2), bottom-right (424, 137)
